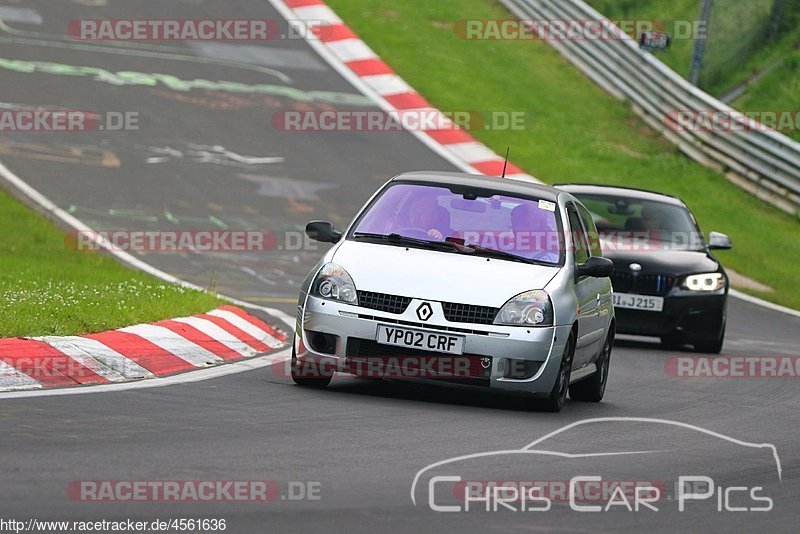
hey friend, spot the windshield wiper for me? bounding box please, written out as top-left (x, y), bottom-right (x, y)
top-left (352, 232), bottom-right (467, 253)
top-left (466, 244), bottom-right (549, 265)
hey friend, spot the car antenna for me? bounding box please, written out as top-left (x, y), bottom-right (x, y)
top-left (501, 147), bottom-right (510, 178)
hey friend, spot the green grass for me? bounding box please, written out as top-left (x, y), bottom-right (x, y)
top-left (586, 0), bottom-right (800, 96)
top-left (586, 0), bottom-right (699, 81)
top-left (0, 186), bottom-right (223, 337)
top-left (327, 0), bottom-right (800, 310)
top-left (733, 51), bottom-right (800, 142)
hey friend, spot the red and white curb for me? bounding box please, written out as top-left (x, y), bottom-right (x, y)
top-left (0, 306), bottom-right (288, 393)
top-left (271, 0), bottom-right (540, 183)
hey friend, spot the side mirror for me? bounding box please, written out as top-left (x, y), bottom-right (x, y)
top-left (708, 231), bottom-right (732, 250)
top-left (578, 256), bottom-right (614, 278)
top-left (306, 221), bottom-right (342, 243)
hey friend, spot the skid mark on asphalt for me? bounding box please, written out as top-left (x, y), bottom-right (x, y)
top-left (238, 174), bottom-right (337, 200)
top-left (0, 7), bottom-right (42, 25)
top-left (189, 42), bottom-right (327, 71)
top-left (0, 138), bottom-right (120, 167)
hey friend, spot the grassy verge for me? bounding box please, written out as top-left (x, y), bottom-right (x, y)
top-left (585, 0), bottom-right (794, 95)
top-left (733, 50), bottom-right (800, 142)
top-left (0, 186), bottom-right (222, 337)
top-left (327, 0), bottom-right (800, 310)
top-left (585, 0), bottom-right (698, 81)
top-left (586, 0), bottom-right (800, 97)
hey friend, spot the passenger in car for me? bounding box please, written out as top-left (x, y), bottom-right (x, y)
top-left (510, 203), bottom-right (559, 263)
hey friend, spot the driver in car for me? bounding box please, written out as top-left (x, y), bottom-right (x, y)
top-left (641, 205), bottom-right (671, 242)
top-left (404, 195), bottom-right (447, 241)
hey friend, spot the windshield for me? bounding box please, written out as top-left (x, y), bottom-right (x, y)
top-left (572, 193), bottom-right (705, 250)
top-left (349, 182), bottom-right (563, 265)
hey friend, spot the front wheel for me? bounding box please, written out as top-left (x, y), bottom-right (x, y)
top-left (693, 323), bottom-right (726, 354)
top-left (570, 331), bottom-right (613, 402)
top-left (290, 338), bottom-right (333, 388)
top-left (533, 333), bottom-right (574, 413)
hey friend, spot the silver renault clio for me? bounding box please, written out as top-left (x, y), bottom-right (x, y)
top-left (292, 172), bottom-right (615, 411)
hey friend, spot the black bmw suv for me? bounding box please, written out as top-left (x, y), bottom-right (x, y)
top-left (557, 184), bottom-right (731, 353)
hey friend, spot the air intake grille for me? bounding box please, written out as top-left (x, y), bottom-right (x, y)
top-left (442, 302), bottom-right (499, 325)
top-left (357, 291), bottom-right (412, 314)
top-left (611, 272), bottom-right (675, 296)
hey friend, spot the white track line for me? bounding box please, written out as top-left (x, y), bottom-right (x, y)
top-left (729, 289), bottom-right (800, 319)
top-left (0, 349), bottom-right (292, 399)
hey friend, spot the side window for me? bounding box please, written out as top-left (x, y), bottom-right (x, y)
top-left (577, 203), bottom-right (603, 257)
top-left (567, 204), bottom-right (590, 265)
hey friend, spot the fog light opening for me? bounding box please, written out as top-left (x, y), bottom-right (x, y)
top-left (308, 331), bottom-right (339, 355)
top-left (501, 358), bottom-right (543, 379)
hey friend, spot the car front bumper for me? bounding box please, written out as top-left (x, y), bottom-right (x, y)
top-left (295, 294), bottom-right (573, 396)
top-left (615, 292), bottom-right (727, 341)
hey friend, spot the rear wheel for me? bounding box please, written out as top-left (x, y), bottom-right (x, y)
top-left (570, 332), bottom-right (613, 402)
top-left (290, 337), bottom-right (333, 388)
top-left (533, 333), bottom-right (574, 413)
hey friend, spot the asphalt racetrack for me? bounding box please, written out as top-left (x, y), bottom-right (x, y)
top-left (1, 1), bottom-right (798, 532)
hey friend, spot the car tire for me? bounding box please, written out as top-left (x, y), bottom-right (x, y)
top-left (290, 338), bottom-right (333, 388)
top-left (570, 331), bottom-right (613, 402)
top-left (533, 332), bottom-right (574, 413)
top-left (660, 331), bottom-right (685, 350)
top-left (693, 323), bottom-right (726, 354)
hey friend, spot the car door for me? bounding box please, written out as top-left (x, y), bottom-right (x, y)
top-left (577, 201), bottom-right (614, 355)
top-left (567, 203), bottom-right (605, 368)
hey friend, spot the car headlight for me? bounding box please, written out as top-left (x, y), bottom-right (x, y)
top-left (682, 273), bottom-right (725, 292)
top-left (494, 290), bottom-right (553, 326)
top-left (312, 262), bottom-right (357, 304)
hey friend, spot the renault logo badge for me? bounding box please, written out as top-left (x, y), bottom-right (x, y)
top-left (416, 302), bottom-right (433, 322)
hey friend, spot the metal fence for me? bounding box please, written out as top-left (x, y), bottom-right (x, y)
top-left (500, 0), bottom-right (800, 218)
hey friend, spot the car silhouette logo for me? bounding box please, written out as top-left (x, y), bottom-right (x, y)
top-left (629, 263), bottom-right (643, 272)
top-left (416, 302), bottom-right (433, 321)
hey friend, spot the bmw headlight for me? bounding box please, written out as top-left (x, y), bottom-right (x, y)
top-left (312, 263), bottom-right (357, 304)
top-left (494, 290), bottom-right (554, 326)
top-left (682, 272), bottom-right (725, 292)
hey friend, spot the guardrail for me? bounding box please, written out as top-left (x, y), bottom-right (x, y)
top-left (500, 0), bottom-right (800, 218)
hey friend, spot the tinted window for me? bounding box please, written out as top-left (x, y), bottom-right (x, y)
top-left (573, 193), bottom-right (704, 250)
top-left (350, 183), bottom-right (563, 265)
top-left (567, 204), bottom-right (590, 264)
top-left (577, 202), bottom-right (603, 257)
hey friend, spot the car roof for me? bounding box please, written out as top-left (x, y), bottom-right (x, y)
top-left (555, 183), bottom-right (686, 207)
top-left (392, 171), bottom-right (561, 202)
